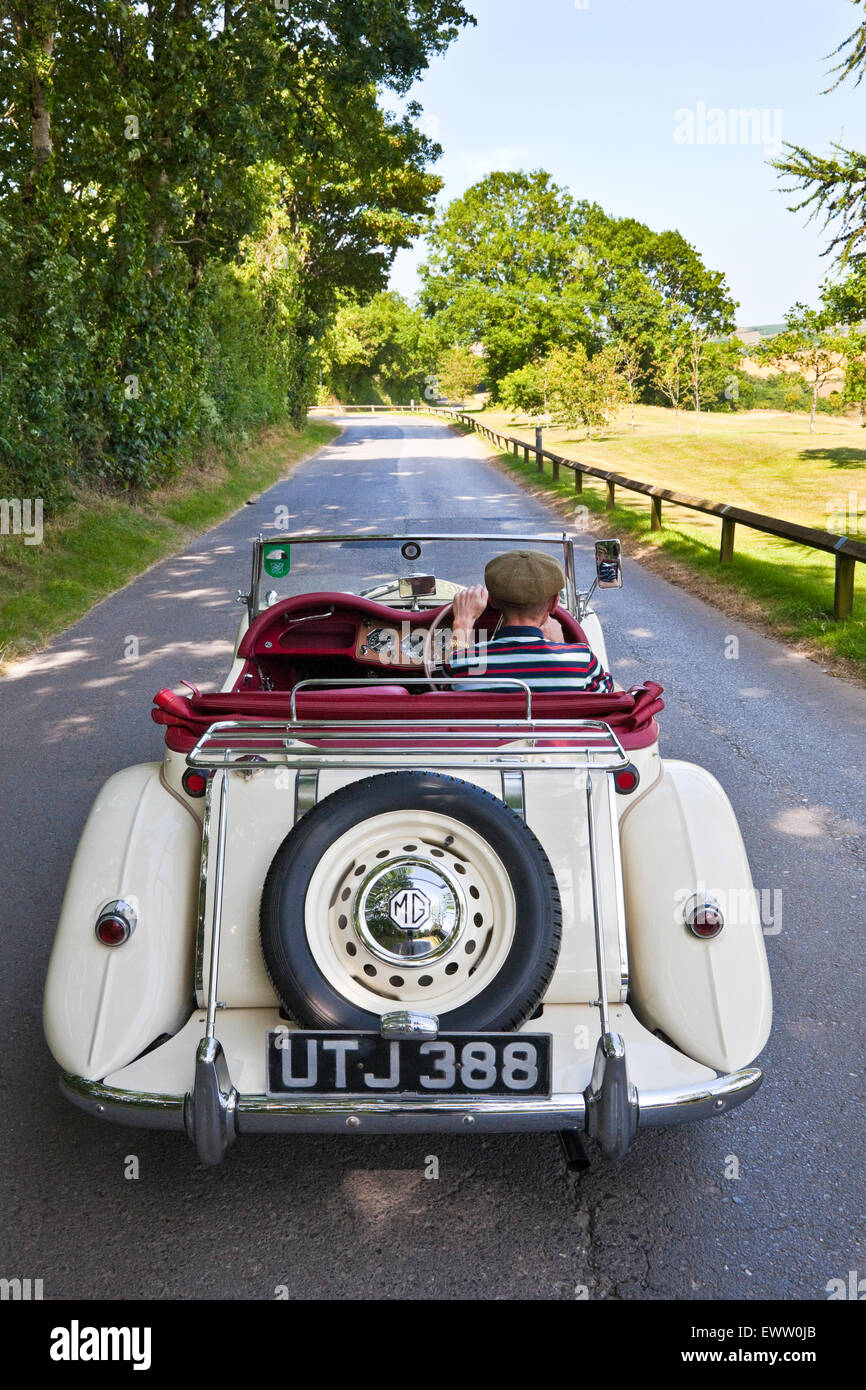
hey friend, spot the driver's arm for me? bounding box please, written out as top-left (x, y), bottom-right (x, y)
top-left (450, 584), bottom-right (489, 653)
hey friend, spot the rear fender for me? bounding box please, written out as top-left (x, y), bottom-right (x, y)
top-left (620, 759), bottom-right (772, 1072)
top-left (43, 764), bottom-right (199, 1079)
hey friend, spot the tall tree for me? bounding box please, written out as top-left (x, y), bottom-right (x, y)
top-left (653, 342), bottom-right (687, 433)
top-left (437, 344), bottom-right (481, 405)
top-left (0, 1), bottom-right (473, 501)
top-left (773, 1), bottom-right (866, 266)
top-left (419, 170), bottom-right (598, 389)
top-left (757, 305), bottom-right (848, 433)
top-left (324, 291), bottom-right (437, 402)
top-left (545, 343), bottom-right (624, 436)
top-left (614, 337), bottom-right (643, 432)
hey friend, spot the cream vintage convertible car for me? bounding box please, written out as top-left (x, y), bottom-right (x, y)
top-left (44, 532), bottom-right (772, 1166)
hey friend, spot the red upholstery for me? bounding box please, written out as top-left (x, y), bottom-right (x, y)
top-left (153, 681), bottom-right (664, 754)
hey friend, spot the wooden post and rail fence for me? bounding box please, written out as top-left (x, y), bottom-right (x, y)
top-left (398, 405), bottom-right (863, 623)
top-left (334, 401), bottom-right (864, 619)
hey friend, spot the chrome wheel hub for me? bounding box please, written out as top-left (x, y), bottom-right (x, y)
top-left (356, 859), bottom-right (465, 965)
top-left (304, 809), bottom-right (516, 1013)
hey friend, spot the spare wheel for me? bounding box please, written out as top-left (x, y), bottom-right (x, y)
top-left (259, 771), bottom-right (562, 1032)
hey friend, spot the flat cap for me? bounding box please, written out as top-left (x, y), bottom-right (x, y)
top-left (484, 549), bottom-right (565, 607)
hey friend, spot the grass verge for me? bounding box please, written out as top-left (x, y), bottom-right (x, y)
top-left (446, 417), bottom-right (866, 683)
top-left (0, 418), bottom-right (338, 667)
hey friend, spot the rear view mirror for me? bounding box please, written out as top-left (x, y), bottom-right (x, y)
top-left (595, 539), bottom-right (623, 589)
top-left (399, 574), bottom-right (437, 598)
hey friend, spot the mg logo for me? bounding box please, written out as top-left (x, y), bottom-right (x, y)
top-left (389, 889), bottom-right (431, 932)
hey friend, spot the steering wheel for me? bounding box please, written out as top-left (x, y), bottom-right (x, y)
top-left (422, 599), bottom-right (502, 682)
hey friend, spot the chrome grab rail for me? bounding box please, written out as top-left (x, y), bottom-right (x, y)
top-left (585, 773), bottom-right (610, 1036)
top-left (204, 769), bottom-right (229, 1040)
top-left (289, 675), bottom-right (534, 721)
top-left (185, 718), bottom-right (630, 772)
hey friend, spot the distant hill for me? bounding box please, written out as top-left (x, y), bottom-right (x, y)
top-left (736, 323), bottom-right (786, 343)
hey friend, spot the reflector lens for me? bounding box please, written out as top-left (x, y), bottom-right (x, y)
top-left (183, 770), bottom-right (208, 797)
top-left (614, 764), bottom-right (640, 794)
top-left (96, 915), bottom-right (128, 946)
top-left (94, 898), bottom-right (137, 947)
top-left (685, 899), bottom-right (724, 940)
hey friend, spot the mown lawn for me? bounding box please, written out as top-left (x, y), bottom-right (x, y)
top-left (458, 404), bottom-right (866, 676)
top-left (0, 418), bottom-right (338, 667)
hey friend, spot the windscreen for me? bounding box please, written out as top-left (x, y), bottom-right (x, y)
top-left (253, 533), bottom-right (576, 614)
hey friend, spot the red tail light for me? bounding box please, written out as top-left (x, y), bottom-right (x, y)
top-left (95, 899), bottom-right (137, 947)
top-left (182, 769), bottom-right (208, 798)
top-left (614, 764), bottom-right (640, 795)
top-left (684, 896), bottom-right (724, 940)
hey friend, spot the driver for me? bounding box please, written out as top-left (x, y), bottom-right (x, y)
top-left (445, 549), bottom-right (614, 694)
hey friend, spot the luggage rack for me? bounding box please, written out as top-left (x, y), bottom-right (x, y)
top-left (185, 677), bottom-right (632, 773)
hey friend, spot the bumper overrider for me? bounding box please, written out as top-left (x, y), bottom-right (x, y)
top-left (59, 1030), bottom-right (763, 1166)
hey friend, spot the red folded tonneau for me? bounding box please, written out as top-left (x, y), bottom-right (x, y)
top-left (152, 682), bottom-right (664, 753)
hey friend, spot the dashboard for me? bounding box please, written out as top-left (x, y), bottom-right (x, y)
top-left (355, 617), bottom-right (428, 667)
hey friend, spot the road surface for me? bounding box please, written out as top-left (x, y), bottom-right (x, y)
top-left (1, 414), bottom-right (863, 1300)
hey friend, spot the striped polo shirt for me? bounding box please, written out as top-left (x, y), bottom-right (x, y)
top-left (448, 625), bottom-right (614, 694)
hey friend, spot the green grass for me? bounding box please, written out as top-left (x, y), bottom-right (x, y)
top-left (449, 405), bottom-right (866, 676)
top-left (0, 418), bottom-right (338, 666)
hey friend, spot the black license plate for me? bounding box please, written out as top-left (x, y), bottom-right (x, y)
top-left (266, 1031), bottom-right (551, 1098)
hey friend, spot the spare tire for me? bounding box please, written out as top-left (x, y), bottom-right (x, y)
top-left (260, 771), bottom-right (561, 1032)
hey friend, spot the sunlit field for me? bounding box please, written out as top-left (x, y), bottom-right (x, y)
top-left (460, 403), bottom-right (866, 675)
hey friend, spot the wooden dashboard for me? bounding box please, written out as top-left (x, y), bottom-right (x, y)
top-left (354, 615), bottom-right (428, 668)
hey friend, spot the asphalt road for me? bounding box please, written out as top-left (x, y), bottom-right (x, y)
top-left (1, 414), bottom-right (864, 1301)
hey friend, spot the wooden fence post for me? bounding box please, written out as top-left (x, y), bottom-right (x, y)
top-left (606, 480), bottom-right (615, 509)
top-left (574, 469), bottom-right (582, 494)
top-left (523, 444), bottom-right (529, 464)
top-left (552, 457), bottom-right (560, 482)
top-left (834, 553), bottom-right (855, 620)
top-left (651, 496), bottom-right (662, 531)
top-left (720, 516), bottom-right (736, 563)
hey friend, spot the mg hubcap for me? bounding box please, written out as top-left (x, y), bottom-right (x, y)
top-left (355, 858), bottom-right (465, 965)
top-left (304, 809), bottom-right (516, 1013)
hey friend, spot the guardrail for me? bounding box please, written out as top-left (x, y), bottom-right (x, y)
top-left (335, 403), bottom-right (416, 413)
top-left (423, 406), bottom-right (865, 621)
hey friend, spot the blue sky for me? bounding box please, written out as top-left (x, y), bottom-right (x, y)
top-left (387, 0), bottom-right (866, 324)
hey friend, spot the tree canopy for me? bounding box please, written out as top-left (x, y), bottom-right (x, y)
top-left (773, 0), bottom-right (866, 271)
top-left (417, 169), bottom-right (737, 398)
top-left (0, 1), bottom-right (473, 503)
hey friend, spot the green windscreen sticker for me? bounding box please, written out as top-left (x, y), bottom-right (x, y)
top-left (263, 543), bottom-right (291, 579)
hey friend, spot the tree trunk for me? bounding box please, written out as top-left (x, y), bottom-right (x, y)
top-left (810, 382), bottom-right (818, 433)
top-left (11, 8), bottom-right (57, 205)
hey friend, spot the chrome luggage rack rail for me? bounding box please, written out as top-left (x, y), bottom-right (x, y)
top-left (185, 677), bottom-right (631, 772)
top-left (186, 719), bottom-right (629, 771)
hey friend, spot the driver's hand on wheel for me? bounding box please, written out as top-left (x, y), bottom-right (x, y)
top-left (451, 585), bottom-right (489, 646)
top-left (541, 614), bottom-right (565, 643)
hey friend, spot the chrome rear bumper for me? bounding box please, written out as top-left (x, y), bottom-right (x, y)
top-left (60, 1035), bottom-right (762, 1164)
